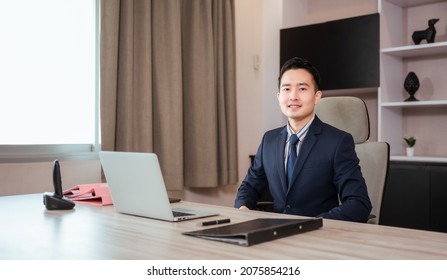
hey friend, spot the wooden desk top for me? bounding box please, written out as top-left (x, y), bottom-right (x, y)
top-left (1, 194), bottom-right (446, 260)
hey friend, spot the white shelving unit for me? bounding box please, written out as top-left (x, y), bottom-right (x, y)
top-left (379, 0), bottom-right (447, 162)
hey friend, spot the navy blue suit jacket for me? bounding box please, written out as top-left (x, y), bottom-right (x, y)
top-left (234, 116), bottom-right (372, 222)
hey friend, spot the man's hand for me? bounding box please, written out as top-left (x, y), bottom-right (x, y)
top-left (239, 205), bottom-right (250, 210)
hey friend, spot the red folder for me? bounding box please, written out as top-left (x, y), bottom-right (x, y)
top-left (63, 183), bottom-right (113, 206)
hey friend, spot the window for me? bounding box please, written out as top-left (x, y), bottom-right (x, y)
top-left (0, 0), bottom-right (99, 161)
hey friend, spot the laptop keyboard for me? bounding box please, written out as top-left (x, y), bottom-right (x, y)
top-left (172, 211), bottom-right (194, 217)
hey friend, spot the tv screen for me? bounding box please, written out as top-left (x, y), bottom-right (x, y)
top-left (280, 13), bottom-right (379, 90)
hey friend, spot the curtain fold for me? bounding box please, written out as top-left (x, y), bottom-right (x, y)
top-left (214, 0), bottom-right (238, 186)
top-left (100, 0), bottom-right (237, 189)
top-left (181, 1), bottom-right (218, 187)
top-left (151, 0), bottom-right (184, 190)
top-left (101, 0), bottom-right (153, 152)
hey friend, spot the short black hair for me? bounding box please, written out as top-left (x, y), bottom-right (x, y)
top-left (278, 57), bottom-right (321, 90)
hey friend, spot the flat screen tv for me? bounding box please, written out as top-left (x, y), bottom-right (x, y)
top-left (280, 13), bottom-right (379, 90)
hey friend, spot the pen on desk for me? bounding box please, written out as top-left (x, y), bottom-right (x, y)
top-left (202, 218), bottom-right (231, 226)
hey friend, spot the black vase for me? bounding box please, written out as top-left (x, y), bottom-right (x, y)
top-left (404, 72), bottom-right (419, 102)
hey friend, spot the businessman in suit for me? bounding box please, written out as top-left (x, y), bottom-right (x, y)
top-left (234, 57), bottom-right (372, 222)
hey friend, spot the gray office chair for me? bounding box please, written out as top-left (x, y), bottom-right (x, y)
top-left (315, 96), bottom-right (390, 224)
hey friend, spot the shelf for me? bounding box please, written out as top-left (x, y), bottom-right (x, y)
top-left (385, 0), bottom-right (446, 8)
top-left (381, 41), bottom-right (447, 57)
top-left (391, 155), bottom-right (447, 163)
top-left (381, 100), bottom-right (447, 107)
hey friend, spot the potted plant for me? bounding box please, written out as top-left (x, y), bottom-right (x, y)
top-left (404, 136), bottom-right (416, 156)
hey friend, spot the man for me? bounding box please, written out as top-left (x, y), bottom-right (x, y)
top-left (234, 57), bottom-right (372, 222)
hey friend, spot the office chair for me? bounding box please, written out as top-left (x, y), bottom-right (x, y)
top-left (314, 96), bottom-right (390, 224)
top-left (256, 96), bottom-right (389, 224)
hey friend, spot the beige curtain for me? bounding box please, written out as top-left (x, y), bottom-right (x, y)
top-left (100, 0), bottom-right (237, 190)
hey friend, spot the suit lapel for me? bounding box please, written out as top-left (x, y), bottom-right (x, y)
top-left (276, 127), bottom-right (288, 194)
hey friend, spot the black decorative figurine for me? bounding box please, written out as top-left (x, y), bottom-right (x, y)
top-left (412, 18), bottom-right (439, 45)
top-left (404, 72), bottom-right (420, 102)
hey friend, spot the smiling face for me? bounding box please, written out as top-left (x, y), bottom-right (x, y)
top-left (277, 68), bottom-right (322, 132)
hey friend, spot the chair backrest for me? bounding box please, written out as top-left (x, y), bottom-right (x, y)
top-left (315, 96), bottom-right (390, 224)
top-left (315, 96), bottom-right (370, 144)
top-left (354, 141), bottom-right (390, 224)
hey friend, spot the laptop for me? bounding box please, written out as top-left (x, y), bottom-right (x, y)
top-left (98, 151), bottom-right (218, 222)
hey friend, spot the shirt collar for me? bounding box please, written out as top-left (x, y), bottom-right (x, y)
top-left (287, 114), bottom-right (315, 140)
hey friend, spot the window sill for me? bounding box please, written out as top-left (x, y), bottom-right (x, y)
top-left (0, 144), bottom-right (99, 163)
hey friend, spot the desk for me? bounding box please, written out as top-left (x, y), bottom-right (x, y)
top-left (1, 194), bottom-right (447, 259)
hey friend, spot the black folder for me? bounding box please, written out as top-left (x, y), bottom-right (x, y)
top-left (183, 218), bottom-right (323, 246)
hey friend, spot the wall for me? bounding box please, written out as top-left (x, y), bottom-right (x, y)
top-left (283, 0), bottom-right (377, 28)
top-left (0, 160), bottom-right (101, 196)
